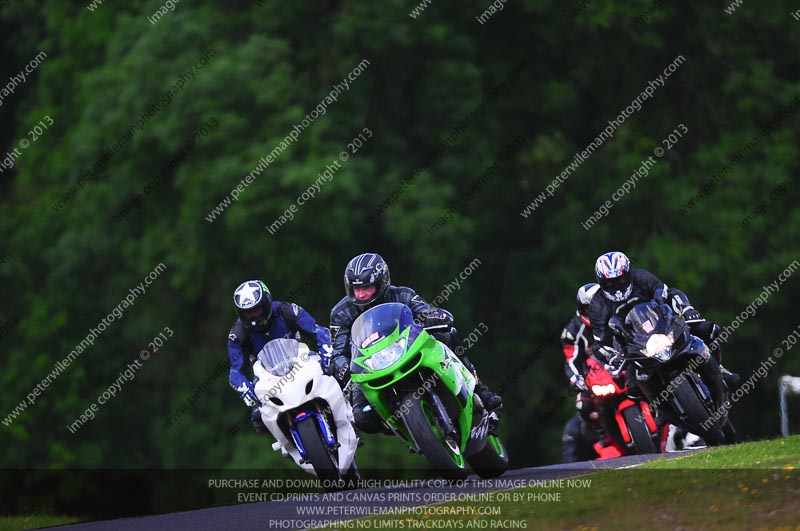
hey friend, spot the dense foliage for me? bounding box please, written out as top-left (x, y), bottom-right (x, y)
top-left (1, 0), bottom-right (798, 493)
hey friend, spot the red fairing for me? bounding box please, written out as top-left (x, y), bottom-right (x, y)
top-left (659, 425), bottom-right (670, 453)
top-left (593, 438), bottom-right (626, 459)
top-left (615, 407), bottom-right (632, 444)
top-left (585, 357), bottom-right (624, 394)
top-left (639, 401), bottom-right (658, 433)
top-left (584, 357), bottom-right (663, 458)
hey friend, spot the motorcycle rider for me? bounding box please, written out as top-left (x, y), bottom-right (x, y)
top-left (328, 252), bottom-right (502, 433)
top-left (561, 283), bottom-right (602, 462)
top-left (588, 252), bottom-right (739, 434)
top-left (228, 280), bottom-right (332, 434)
top-left (562, 283), bottom-right (600, 394)
top-left (589, 251), bottom-right (739, 385)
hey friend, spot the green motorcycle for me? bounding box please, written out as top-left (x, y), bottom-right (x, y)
top-left (350, 302), bottom-right (508, 479)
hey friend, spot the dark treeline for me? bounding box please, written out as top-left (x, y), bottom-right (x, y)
top-left (1, 0), bottom-right (799, 514)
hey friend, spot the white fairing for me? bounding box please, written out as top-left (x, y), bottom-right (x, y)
top-left (253, 340), bottom-right (358, 476)
top-left (440, 342), bottom-right (476, 396)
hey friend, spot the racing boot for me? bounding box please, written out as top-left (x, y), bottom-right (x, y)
top-left (250, 407), bottom-right (268, 435)
top-left (474, 379), bottom-right (502, 411)
top-left (697, 355), bottom-right (726, 411)
top-left (709, 345), bottom-right (741, 390)
top-left (687, 318), bottom-right (741, 390)
top-left (707, 337), bottom-right (740, 390)
top-left (719, 365), bottom-right (741, 390)
top-left (351, 385), bottom-right (391, 435)
top-left (330, 355), bottom-right (351, 389)
top-left (454, 350), bottom-right (502, 410)
top-left (561, 415), bottom-right (583, 463)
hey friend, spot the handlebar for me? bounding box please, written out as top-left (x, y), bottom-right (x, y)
top-left (604, 354), bottom-right (626, 378)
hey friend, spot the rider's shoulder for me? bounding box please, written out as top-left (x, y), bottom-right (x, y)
top-left (331, 295), bottom-right (351, 313)
top-left (331, 296), bottom-right (359, 323)
top-left (228, 320), bottom-right (248, 344)
top-left (589, 294), bottom-right (610, 312)
top-left (631, 267), bottom-right (658, 282)
top-left (389, 285), bottom-right (417, 301)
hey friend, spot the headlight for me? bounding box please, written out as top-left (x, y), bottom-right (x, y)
top-left (591, 384), bottom-right (616, 397)
top-left (364, 337), bottom-right (407, 370)
top-left (644, 334), bottom-right (674, 360)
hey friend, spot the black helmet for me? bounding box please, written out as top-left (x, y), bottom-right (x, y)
top-left (344, 253), bottom-right (390, 309)
top-left (233, 280), bottom-right (273, 333)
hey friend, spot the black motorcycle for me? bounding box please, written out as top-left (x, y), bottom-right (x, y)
top-left (608, 301), bottom-right (735, 446)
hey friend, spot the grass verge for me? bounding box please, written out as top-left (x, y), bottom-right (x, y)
top-left (0, 514), bottom-right (82, 531)
top-left (316, 436), bottom-right (800, 531)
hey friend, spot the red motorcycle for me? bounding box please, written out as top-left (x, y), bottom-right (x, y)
top-left (584, 357), bottom-right (666, 457)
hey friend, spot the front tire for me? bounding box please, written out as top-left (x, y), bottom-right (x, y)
top-left (400, 393), bottom-right (468, 480)
top-left (295, 419), bottom-right (341, 489)
top-left (671, 378), bottom-right (725, 445)
top-left (621, 406), bottom-right (657, 454)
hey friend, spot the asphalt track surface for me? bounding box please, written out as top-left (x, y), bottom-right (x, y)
top-left (48, 451), bottom-right (700, 531)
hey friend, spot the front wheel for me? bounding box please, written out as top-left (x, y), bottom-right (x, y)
top-left (621, 406), bottom-right (657, 454)
top-left (400, 393), bottom-right (467, 480)
top-left (294, 419), bottom-right (341, 489)
top-left (671, 378), bottom-right (725, 446)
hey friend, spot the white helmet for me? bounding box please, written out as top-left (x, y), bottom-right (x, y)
top-left (577, 283), bottom-right (600, 314)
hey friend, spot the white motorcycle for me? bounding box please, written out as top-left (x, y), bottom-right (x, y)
top-left (253, 338), bottom-right (360, 488)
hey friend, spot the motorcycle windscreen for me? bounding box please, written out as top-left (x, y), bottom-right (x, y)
top-left (257, 338), bottom-right (301, 376)
top-left (350, 303), bottom-right (421, 360)
top-left (624, 302), bottom-right (689, 353)
top-left (625, 302), bottom-right (668, 336)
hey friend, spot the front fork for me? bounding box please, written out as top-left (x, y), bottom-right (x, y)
top-left (289, 402), bottom-right (337, 459)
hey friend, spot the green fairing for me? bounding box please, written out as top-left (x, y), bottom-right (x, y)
top-left (351, 322), bottom-right (476, 451)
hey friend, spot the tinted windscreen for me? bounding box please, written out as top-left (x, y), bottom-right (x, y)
top-left (350, 303), bottom-right (416, 357)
